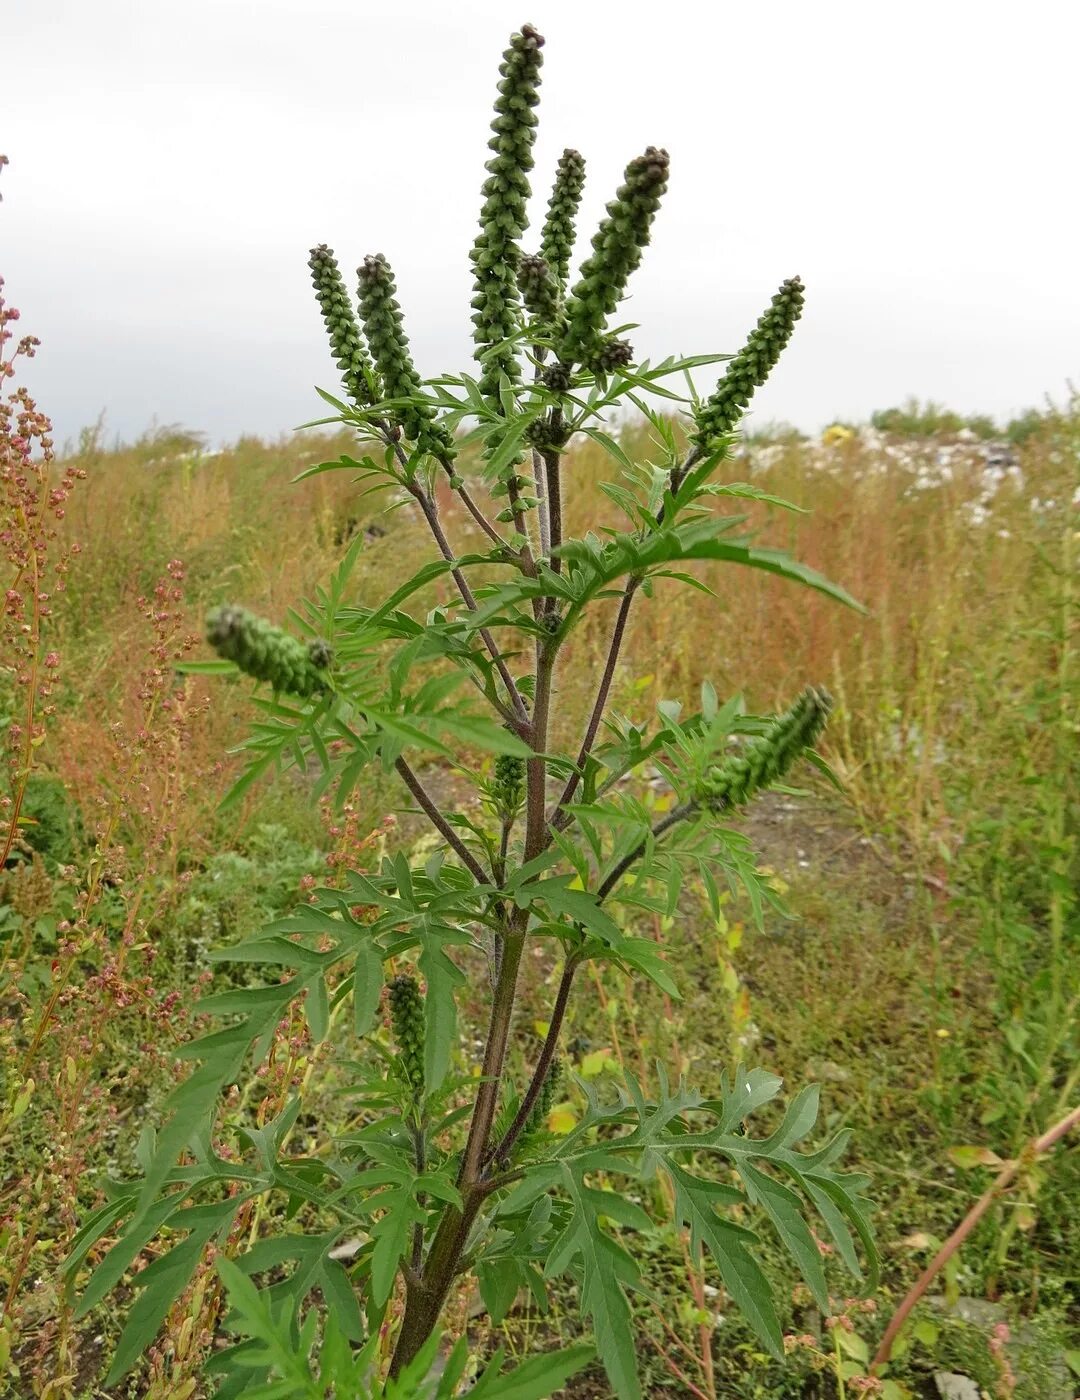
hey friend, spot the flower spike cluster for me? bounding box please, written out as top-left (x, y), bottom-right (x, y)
top-left (206, 604), bottom-right (330, 698)
top-left (557, 146), bottom-right (669, 369)
top-left (540, 148), bottom-right (586, 289)
top-left (356, 254), bottom-right (454, 458)
top-left (696, 686), bottom-right (832, 811)
top-left (692, 277), bottom-right (806, 448)
top-left (469, 24), bottom-right (545, 400)
top-left (308, 244), bottom-right (377, 409)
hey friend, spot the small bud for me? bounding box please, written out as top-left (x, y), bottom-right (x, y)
top-left (517, 253), bottom-right (562, 327)
top-left (585, 336), bottom-right (633, 375)
top-left (493, 752), bottom-right (525, 813)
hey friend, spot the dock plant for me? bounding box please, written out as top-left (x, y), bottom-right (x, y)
top-left (72, 23), bottom-right (876, 1397)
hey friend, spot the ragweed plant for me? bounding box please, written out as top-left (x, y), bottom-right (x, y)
top-left (71, 25), bottom-right (876, 1398)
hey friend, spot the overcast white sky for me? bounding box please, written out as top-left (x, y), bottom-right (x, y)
top-left (5, 0), bottom-right (1079, 448)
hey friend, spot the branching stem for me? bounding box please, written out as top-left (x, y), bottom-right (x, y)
top-left (552, 576), bottom-right (641, 827)
top-left (394, 756), bottom-right (489, 886)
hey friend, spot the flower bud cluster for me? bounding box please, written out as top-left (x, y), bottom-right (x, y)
top-left (205, 604), bottom-right (330, 698)
top-left (585, 336), bottom-right (633, 375)
top-left (357, 254), bottom-right (454, 458)
top-left (308, 244), bottom-right (376, 408)
top-left (525, 1054), bottom-right (562, 1135)
top-left (493, 752), bottom-right (525, 813)
top-left (540, 148), bottom-right (586, 289)
top-left (388, 973), bottom-right (425, 1095)
top-left (696, 686), bottom-right (831, 811)
top-left (558, 147), bottom-right (669, 369)
top-left (516, 254), bottom-right (562, 328)
top-left (692, 278), bottom-right (805, 448)
top-left (469, 25), bottom-right (545, 399)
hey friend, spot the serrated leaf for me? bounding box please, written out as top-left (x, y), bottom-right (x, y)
top-left (469, 1343), bottom-right (596, 1399)
top-left (418, 943), bottom-right (463, 1093)
top-left (353, 941), bottom-right (384, 1038)
top-left (738, 1159), bottom-right (828, 1310)
top-left (369, 1188), bottom-right (421, 1308)
top-left (666, 1160), bottom-right (783, 1359)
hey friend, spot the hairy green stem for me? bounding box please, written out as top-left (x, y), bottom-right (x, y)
top-left (598, 802), bottom-right (697, 901)
top-left (531, 448), bottom-right (551, 558)
top-left (541, 445), bottom-right (563, 572)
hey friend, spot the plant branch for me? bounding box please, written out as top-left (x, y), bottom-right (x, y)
top-left (491, 798), bottom-right (700, 1170)
top-left (434, 453), bottom-right (507, 551)
top-left (597, 801), bottom-right (699, 902)
top-left (394, 756), bottom-right (490, 885)
top-left (531, 448), bottom-right (551, 559)
top-left (408, 482), bottom-right (529, 728)
top-left (487, 954), bottom-right (579, 1169)
top-left (552, 577), bottom-right (641, 828)
top-left (871, 1102), bottom-right (1080, 1373)
top-left (548, 439), bottom-right (709, 831)
top-left (541, 445), bottom-right (563, 573)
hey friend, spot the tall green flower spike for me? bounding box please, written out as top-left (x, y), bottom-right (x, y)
top-left (540, 148), bottom-right (586, 289)
top-left (469, 23), bottom-right (545, 400)
top-left (206, 604), bottom-right (330, 698)
top-left (308, 244), bottom-right (377, 409)
top-left (697, 685), bottom-right (832, 811)
top-left (557, 146), bottom-right (669, 371)
top-left (356, 254), bottom-right (454, 459)
top-left (692, 276), bottom-right (806, 448)
top-left (388, 974), bottom-right (426, 1096)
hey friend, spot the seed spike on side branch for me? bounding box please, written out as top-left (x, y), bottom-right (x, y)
top-left (308, 243), bottom-right (378, 409)
top-left (356, 253), bottom-right (455, 459)
top-left (691, 276), bottom-right (806, 449)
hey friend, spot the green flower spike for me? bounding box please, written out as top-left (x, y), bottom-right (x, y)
top-left (558, 146), bottom-right (669, 370)
top-left (493, 751), bottom-right (526, 814)
top-left (692, 276), bottom-right (805, 449)
top-left (206, 604), bottom-right (330, 698)
top-left (539, 148), bottom-right (586, 289)
top-left (388, 974), bottom-right (426, 1095)
top-left (356, 253), bottom-right (454, 458)
top-left (469, 23), bottom-right (545, 400)
top-left (308, 244), bottom-right (377, 409)
top-left (517, 253), bottom-right (562, 327)
top-left (525, 1054), bottom-right (562, 1136)
top-left (697, 685), bottom-right (832, 811)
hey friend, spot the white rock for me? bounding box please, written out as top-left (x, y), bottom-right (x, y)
top-left (933, 1374), bottom-right (981, 1400)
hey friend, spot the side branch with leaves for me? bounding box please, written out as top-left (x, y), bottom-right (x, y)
top-left (72, 23), bottom-right (873, 1399)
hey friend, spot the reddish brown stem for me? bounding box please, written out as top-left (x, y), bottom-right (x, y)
top-left (871, 1103), bottom-right (1080, 1373)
